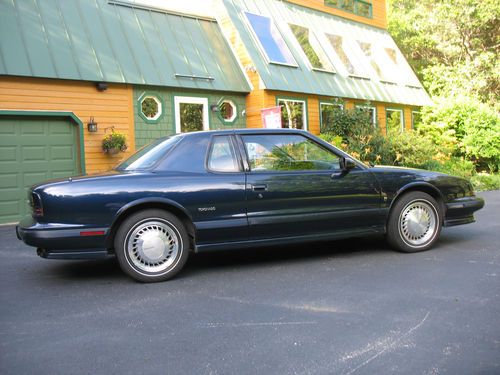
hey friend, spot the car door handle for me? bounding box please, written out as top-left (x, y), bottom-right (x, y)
top-left (252, 184), bottom-right (268, 191)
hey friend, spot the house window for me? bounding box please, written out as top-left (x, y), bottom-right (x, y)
top-left (289, 24), bottom-right (335, 72)
top-left (355, 1), bottom-right (372, 17)
top-left (412, 111), bottom-right (422, 129)
top-left (244, 12), bottom-right (297, 66)
top-left (341, 0), bottom-right (355, 12)
top-left (138, 94), bottom-right (163, 123)
top-left (174, 96), bottom-right (209, 133)
top-left (320, 102), bottom-right (343, 132)
top-left (324, 0), bottom-right (373, 18)
top-left (386, 109), bottom-right (404, 133)
top-left (356, 105), bottom-right (377, 126)
top-left (326, 34), bottom-right (360, 76)
top-left (218, 100), bottom-right (237, 123)
top-left (277, 98), bottom-right (307, 130)
top-left (358, 41), bottom-right (383, 79)
top-left (385, 48), bottom-right (398, 65)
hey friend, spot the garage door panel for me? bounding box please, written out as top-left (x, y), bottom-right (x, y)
top-left (0, 123), bottom-right (16, 134)
top-left (22, 146), bottom-right (47, 161)
top-left (23, 171), bottom-right (48, 188)
top-left (0, 200), bottom-right (20, 218)
top-left (51, 145), bottom-right (74, 161)
top-left (50, 123), bottom-right (74, 135)
top-left (0, 116), bottom-right (81, 224)
top-left (0, 173), bottom-right (19, 189)
top-left (0, 146), bottom-right (18, 163)
top-left (21, 122), bottom-right (46, 135)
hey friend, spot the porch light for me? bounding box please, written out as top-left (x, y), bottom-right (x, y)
top-left (87, 117), bottom-right (98, 132)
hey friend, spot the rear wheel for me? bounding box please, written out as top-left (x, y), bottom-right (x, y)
top-left (387, 192), bottom-right (442, 253)
top-left (114, 209), bottom-right (189, 282)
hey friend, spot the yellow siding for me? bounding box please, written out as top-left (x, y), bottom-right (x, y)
top-left (284, 0), bottom-right (387, 29)
top-left (404, 107), bottom-right (413, 130)
top-left (0, 76), bottom-right (135, 174)
top-left (376, 104), bottom-right (387, 134)
top-left (307, 97), bottom-right (320, 135)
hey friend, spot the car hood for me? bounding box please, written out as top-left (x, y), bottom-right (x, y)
top-left (370, 165), bottom-right (448, 178)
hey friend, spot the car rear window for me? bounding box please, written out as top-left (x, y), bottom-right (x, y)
top-left (207, 136), bottom-right (240, 172)
top-left (115, 136), bottom-right (182, 171)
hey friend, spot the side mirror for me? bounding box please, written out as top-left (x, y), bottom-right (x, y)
top-left (342, 157), bottom-right (356, 171)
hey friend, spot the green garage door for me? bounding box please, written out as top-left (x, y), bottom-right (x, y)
top-left (0, 116), bottom-right (81, 224)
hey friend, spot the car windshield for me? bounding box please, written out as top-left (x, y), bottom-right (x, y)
top-left (115, 135), bottom-right (182, 171)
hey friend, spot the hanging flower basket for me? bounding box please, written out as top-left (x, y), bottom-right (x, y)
top-left (102, 131), bottom-right (127, 154)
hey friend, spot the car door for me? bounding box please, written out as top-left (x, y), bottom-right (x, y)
top-left (239, 133), bottom-right (383, 241)
top-left (176, 134), bottom-right (247, 245)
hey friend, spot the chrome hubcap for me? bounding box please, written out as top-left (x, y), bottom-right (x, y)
top-left (126, 220), bottom-right (180, 273)
top-left (399, 200), bottom-right (437, 247)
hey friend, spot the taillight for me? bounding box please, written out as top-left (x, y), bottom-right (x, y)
top-left (31, 192), bottom-right (43, 217)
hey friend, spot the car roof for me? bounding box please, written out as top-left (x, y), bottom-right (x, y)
top-left (177, 128), bottom-right (310, 138)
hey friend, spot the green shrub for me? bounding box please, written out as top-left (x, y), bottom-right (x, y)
top-left (419, 96), bottom-right (500, 172)
top-left (320, 104), bottom-right (395, 165)
top-left (431, 157), bottom-right (476, 179)
top-left (387, 129), bottom-right (447, 169)
top-left (471, 173), bottom-right (500, 191)
top-left (318, 133), bottom-right (343, 147)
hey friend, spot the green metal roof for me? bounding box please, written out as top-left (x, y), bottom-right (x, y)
top-left (0, 0), bottom-right (250, 93)
top-left (221, 0), bottom-right (432, 106)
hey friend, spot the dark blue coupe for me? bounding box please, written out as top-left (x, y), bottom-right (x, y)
top-left (17, 129), bottom-right (484, 282)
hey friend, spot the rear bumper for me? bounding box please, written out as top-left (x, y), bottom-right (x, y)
top-left (16, 216), bottom-right (110, 260)
top-left (444, 196), bottom-right (485, 227)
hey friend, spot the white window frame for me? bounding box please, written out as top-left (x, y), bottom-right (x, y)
top-left (219, 99), bottom-right (237, 123)
top-left (140, 95), bottom-right (162, 121)
top-left (277, 98), bottom-right (308, 131)
top-left (319, 101), bottom-right (343, 132)
top-left (356, 105), bottom-right (377, 126)
top-left (324, 33), bottom-right (369, 79)
top-left (174, 96), bottom-right (209, 133)
top-left (386, 108), bottom-right (404, 133)
top-left (411, 110), bottom-right (422, 129)
top-left (289, 23), bottom-right (335, 73)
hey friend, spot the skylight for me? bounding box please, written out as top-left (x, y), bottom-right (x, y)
top-left (326, 34), bottom-right (363, 76)
top-left (289, 24), bottom-right (335, 72)
top-left (245, 12), bottom-right (297, 66)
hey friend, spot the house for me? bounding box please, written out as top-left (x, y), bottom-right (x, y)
top-left (0, 0), bottom-right (250, 223)
top-left (216, 0), bottom-right (431, 134)
top-left (0, 0), bottom-right (430, 224)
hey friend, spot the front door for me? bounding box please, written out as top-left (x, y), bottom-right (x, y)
top-left (174, 96), bottom-right (209, 133)
top-left (240, 133), bottom-right (382, 240)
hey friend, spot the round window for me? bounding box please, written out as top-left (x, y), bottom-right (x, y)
top-left (219, 100), bottom-right (237, 122)
top-left (141, 96), bottom-right (162, 121)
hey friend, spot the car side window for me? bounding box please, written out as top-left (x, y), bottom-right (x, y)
top-left (207, 136), bottom-right (240, 172)
top-left (242, 134), bottom-right (341, 172)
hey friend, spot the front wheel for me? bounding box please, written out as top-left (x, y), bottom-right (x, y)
top-left (114, 209), bottom-right (190, 282)
top-left (387, 192), bottom-right (442, 253)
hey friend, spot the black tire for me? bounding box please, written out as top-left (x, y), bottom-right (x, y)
top-left (387, 191), bottom-right (442, 253)
top-left (114, 209), bottom-right (190, 282)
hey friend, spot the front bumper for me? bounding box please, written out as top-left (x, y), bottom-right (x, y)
top-left (16, 216), bottom-right (111, 260)
top-left (444, 196), bottom-right (485, 227)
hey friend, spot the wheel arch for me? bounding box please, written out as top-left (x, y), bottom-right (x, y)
top-left (105, 198), bottom-right (196, 251)
top-left (388, 182), bottom-right (445, 223)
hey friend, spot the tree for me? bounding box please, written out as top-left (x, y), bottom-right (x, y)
top-left (388, 0), bottom-right (500, 108)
